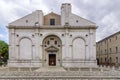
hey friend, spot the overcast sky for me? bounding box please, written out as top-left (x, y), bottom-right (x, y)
top-left (0, 0), bottom-right (120, 43)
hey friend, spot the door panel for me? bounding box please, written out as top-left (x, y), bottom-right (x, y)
top-left (49, 54), bottom-right (56, 66)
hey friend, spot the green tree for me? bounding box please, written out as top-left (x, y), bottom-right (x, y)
top-left (0, 40), bottom-right (8, 65)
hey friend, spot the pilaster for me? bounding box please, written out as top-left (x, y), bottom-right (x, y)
top-left (89, 29), bottom-right (96, 60)
top-left (35, 28), bottom-right (39, 60)
top-left (9, 28), bottom-right (15, 60)
top-left (65, 27), bottom-right (69, 58)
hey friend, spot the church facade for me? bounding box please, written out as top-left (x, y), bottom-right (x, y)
top-left (7, 3), bottom-right (97, 68)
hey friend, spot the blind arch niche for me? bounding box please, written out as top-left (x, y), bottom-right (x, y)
top-left (19, 38), bottom-right (32, 60)
top-left (73, 38), bottom-right (85, 60)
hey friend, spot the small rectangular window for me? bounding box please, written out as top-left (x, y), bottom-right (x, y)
top-left (109, 39), bottom-right (111, 42)
top-left (101, 58), bottom-right (102, 63)
top-left (54, 41), bottom-right (57, 45)
top-left (116, 36), bottom-right (117, 40)
top-left (105, 49), bottom-right (106, 53)
top-left (116, 47), bottom-right (118, 53)
top-left (47, 41), bottom-right (50, 45)
top-left (110, 57), bottom-right (112, 63)
top-left (50, 19), bottom-right (55, 25)
top-left (105, 58), bottom-right (106, 62)
top-left (110, 48), bottom-right (112, 53)
top-left (116, 57), bottom-right (118, 63)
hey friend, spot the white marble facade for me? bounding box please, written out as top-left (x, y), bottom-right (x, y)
top-left (7, 3), bottom-right (97, 68)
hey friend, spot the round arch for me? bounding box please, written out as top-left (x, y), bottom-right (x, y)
top-left (40, 33), bottom-right (62, 45)
top-left (19, 37), bottom-right (33, 60)
top-left (42, 35), bottom-right (62, 45)
top-left (72, 36), bottom-right (86, 60)
top-left (72, 36), bottom-right (86, 44)
top-left (18, 36), bottom-right (33, 45)
top-left (42, 35), bottom-right (62, 67)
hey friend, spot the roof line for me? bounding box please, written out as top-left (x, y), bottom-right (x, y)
top-left (97, 31), bottom-right (120, 43)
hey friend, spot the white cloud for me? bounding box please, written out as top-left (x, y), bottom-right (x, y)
top-left (0, 0), bottom-right (120, 42)
top-left (0, 32), bottom-right (8, 40)
top-left (96, 11), bottom-right (120, 41)
top-left (0, 34), bottom-right (4, 38)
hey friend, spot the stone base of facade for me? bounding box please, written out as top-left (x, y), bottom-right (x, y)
top-left (0, 68), bottom-right (120, 80)
top-left (62, 60), bottom-right (97, 68)
top-left (8, 60), bottom-right (42, 68)
top-left (8, 59), bottom-right (97, 68)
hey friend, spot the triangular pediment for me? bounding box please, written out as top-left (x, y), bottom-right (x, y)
top-left (44, 12), bottom-right (60, 16)
top-left (69, 13), bottom-right (96, 27)
top-left (8, 10), bottom-right (43, 27)
top-left (44, 12), bottom-right (61, 25)
top-left (45, 46), bottom-right (59, 51)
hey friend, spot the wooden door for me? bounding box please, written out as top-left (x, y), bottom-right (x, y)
top-left (49, 54), bottom-right (56, 66)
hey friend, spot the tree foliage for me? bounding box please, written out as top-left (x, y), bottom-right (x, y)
top-left (0, 40), bottom-right (8, 65)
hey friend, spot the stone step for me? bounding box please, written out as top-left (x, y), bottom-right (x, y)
top-left (35, 67), bottom-right (66, 72)
top-left (1, 76), bottom-right (120, 80)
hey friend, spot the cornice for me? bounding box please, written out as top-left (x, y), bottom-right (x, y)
top-left (7, 25), bottom-right (97, 29)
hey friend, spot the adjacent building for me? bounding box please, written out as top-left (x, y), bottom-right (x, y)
top-left (7, 3), bottom-right (97, 68)
top-left (96, 31), bottom-right (120, 67)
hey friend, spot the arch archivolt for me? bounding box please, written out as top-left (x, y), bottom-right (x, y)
top-left (19, 37), bottom-right (33, 60)
top-left (14, 36), bottom-right (35, 60)
top-left (71, 36), bottom-right (86, 45)
top-left (42, 35), bottom-right (62, 67)
top-left (17, 36), bottom-right (34, 46)
top-left (40, 33), bottom-right (63, 45)
top-left (71, 36), bottom-right (86, 60)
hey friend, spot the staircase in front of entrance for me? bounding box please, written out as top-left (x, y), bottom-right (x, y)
top-left (35, 66), bottom-right (66, 72)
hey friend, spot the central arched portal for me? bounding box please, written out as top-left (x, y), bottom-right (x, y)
top-left (42, 35), bottom-right (62, 67)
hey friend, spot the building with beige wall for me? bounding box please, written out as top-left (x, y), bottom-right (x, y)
top-left (96, 31), bottom-right (120, 67)
top-left (7, 3), bottom-right (97, 68)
